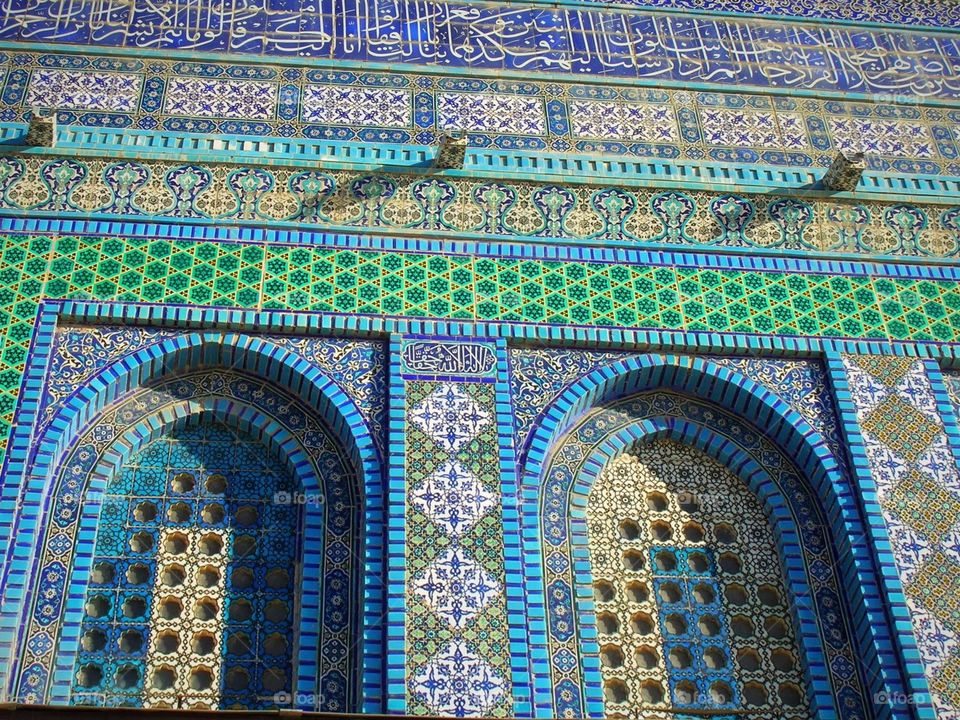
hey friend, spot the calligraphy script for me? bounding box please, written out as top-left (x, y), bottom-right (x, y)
top-left (402, 340), bottom-right (496, 377)
top-left (2, 0), bottom-right (960, 100)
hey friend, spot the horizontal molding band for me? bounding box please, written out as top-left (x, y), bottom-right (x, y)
top-left (6, 126), bottom-right (960, 204)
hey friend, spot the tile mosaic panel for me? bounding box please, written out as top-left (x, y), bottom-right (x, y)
top-left (586, 441), bottom-right (810, 717)
top-left (301, 85), bottom-right (411, 127)
top-left (844, 357), bottom-right (960, 720)
top-left (436, 92), bottom-right (546, 136)
top-left (3, 156), bottom-right (960, 261)
top-left (708, 357), bottom-right (847, 465)
top-left (26, 68), bottom-right (141, 112)
top-left (0, 230), bottom-right (955, 459)
top-left (162, 77), bottom-right (278, 120)
top-left (7, 54), bottom-right (959, 175)
top-left (507, 348), bottom-right (848, 476)
top-left (405, 381), bottom-right (511, 717)
top-left (38, 325), bottom-right (387, 456)
top-left (507, 348), bottom-right (640, 452)
top-left (1, 3), bottom-right (957, 99)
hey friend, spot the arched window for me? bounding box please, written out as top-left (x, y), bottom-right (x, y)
top-left (72, 422), bottom-right (298, 709)
top-left (587, 440), bottom-right (810, 718)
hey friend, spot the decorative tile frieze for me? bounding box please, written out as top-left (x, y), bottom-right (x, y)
top-left (410, 461), bottom-right (498, 537)
top-left (829, 117), bottom-right (936, 159)
top-left (699, 107), bottom-right (808, 150)
top-left (301, 85), bottom-right (411, 127)
top-left (3, 156), bottom-right (960, 261)
top-left (2, 2), bottom-right (957, 98)
top-left (412, 546), bottom-right (502, 628)
top-left (409, 383), bottom-right (493, 452)
top-left (885, 470), bottom-right (960, 544)
top-left (27, 68), bottom-right (141, 113)
top-left (437, 92), bottom-right (546, 136)
top-left (568, 100), bottom-right (678, 143)
top-left (861, 395), bottom-right (941, 463)
top-left (5, 53), bottom-right (959, 176)
top-left (908, 551), bottom-right (960, 634)
top-left (162, 77), bottom-right (278, 120)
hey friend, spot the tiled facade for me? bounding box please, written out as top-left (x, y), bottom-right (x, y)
top-left (0, 0), bottom-right (958, 717)
top-left (8, 53), bottom-right (960, 177)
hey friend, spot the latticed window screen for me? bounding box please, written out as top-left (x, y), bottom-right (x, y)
top-left (71, 422), bottom-right (299, 709)
top-left (586, 440), bottom-right (811, 719)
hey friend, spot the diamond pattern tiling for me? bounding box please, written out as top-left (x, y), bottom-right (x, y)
top-left (410, 461), bottom-right (498, 536)
top-left (412, 546), bottom-right (502, 628)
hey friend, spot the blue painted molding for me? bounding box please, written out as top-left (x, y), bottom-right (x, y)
top-left (7, 217), bottom-right (960, 276)
top-left (50, 298), bottom-right (960, 362)
top-left (0, 302), bottom-right (60, 677)
top-left (384, 334), bottom-right (407, 713)
top-left (492, 337), bottom-right (533, 718)
top-left (6, 126), bottom-right (960, 203)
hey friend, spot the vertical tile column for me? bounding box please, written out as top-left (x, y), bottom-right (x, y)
top-left (827, 352), bottom-right (940, 720)
top-left (0, 303), bottom-right (59, 695)
top-left (387, 335), bottom-right (517, 717)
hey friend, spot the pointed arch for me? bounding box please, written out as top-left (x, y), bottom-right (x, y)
top-left (518, 354), bottom-right (899, 720)
top-left (0, 333), bottom-right (384, 711)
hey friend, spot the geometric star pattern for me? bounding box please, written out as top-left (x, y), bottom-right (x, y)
top-left (411, 546), bottom-right (502, 629)
top-left (410, 460), bottom-right (497, 536)
top-left (409, 639), bottom-right (507, 717)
